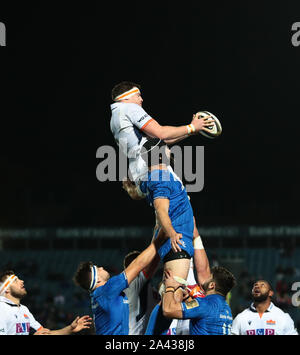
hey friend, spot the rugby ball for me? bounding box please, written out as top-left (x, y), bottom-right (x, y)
top-left (197, 111), bottom-right (222, 139)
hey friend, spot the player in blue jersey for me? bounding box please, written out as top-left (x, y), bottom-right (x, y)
top-left (122, 139), bottom-right (200, 334)
top-left (73, 232), bottom-right (168, 335)
top-left (162, 266), bottom-right (236, 335)
top-left (122, 139), bottom-right (195, 283)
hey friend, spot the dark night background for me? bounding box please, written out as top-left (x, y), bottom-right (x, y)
top-left (1, 1), bottom-right (300, 228)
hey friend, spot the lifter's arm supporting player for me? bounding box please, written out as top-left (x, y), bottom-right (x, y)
top-left (125, 230), bottom-right (169, 285)
top-left (192, 217), bottom-right (211, 284)
top-left (162, 269), bottom-right (185, 319)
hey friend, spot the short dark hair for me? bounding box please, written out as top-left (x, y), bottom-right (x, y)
top-left (211, 266), bottom-right (236, 297)
top-left (0, 270), bottom-right (14, 283)
top-left (141, 139), bottom-right (171, 167)
top-left (111, 81), bottom-right (141, 101)
top-left (73, 261), bottom-right (93, 291)
top-left (123, 251), bottom-right (140, 269)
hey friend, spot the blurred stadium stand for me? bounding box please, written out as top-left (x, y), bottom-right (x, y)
top-left (1, 225), bottom-right (300, 334)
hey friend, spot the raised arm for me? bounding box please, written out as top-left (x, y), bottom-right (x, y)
top-left (142, 113), bottom-right (215, 143)
top-left (142, 227), bottom-right (166, 279)
top-left (124, 231), bottom-right (168, 285)
top-left (192, 217), bottom-right (211, 285)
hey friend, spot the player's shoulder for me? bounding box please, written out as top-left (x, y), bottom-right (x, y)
top-left (19, 303), bottom-right (31, 313)
top-left (123, 102), bottom-right (146, 113)
top-left (0, 297), bottom-right (16, 310)
top-left (269, 302), bottom-right (291, 317)
top-left (0, 299), bottom-right (8, 311)
top-left (107, 271), bottom-right (126, 285)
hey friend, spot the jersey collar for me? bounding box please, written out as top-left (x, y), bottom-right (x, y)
top-left (249, 301), bottom-right (274, 313)
top-left (111, 102), bottom-right (125, 111)
top-left (0, 296), bottom-right (19, 307)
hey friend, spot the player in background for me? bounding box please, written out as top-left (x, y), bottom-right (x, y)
top-left (162, 266), bottom-right (236, 335)
top-left (0, 270), bottom-right (92, 335)
top-left (110, 81), bottom-right (214, 182)
top-left (123, 249), bottom-right (160, 335)
top-left (231, 280), bottom-right (298, 335)
top-left (73, 231), bottom-right (168, 335)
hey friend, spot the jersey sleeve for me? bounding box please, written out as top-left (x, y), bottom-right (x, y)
top-left (282, 313), bottom-right (298, 335)
top-left (230, 314), bottom-right (242, 335)
top-left (148, 171), bottom-right (172, 200)
top-left (126, 104), bottom-right (154, 131)
top-left (24, 306), bottom-right (43, 332)
top-left (181, 298), bottom-right (209, 320)
top-left (96, 272), bottom-right (129, 301)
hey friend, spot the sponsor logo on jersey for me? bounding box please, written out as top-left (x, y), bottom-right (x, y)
top-left (166, 327), bottom-right (176, 335)
top-left (266, 319), bottom-right (276, 325)
top-left (137, 114), bottom-right (149, 123)
top-left (246, 328), bottom-right (275, 335)
top-left (16, 322), bottom-right (30, 334)
top-left (265, 329), bottom-right (275, 335)
top-left (185, 299), bottom-right (199, 310)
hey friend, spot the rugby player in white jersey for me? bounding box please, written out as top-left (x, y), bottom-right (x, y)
top-left (123, 249), bottom-right (160, 335)
top-left (111, 82), bottom-right (213, 334)
top-left (0, 270), bottom-right (92, 335)
top-left (231, 280), bottom-right (298, 335)
top-left (110, 81), bottom-right (214, 182)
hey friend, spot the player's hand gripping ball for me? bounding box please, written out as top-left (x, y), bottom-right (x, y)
top-left (198, 111), bottom-right (222, 139)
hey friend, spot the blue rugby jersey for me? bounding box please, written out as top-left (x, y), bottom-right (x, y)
top-left (139, 167), bottom-right (194, 259)
top-left (182, 294), bottom-right (233, 335)
top-left (90, 271), bottom-right (129, 335)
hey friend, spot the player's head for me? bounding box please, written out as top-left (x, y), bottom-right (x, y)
top-left (0, 270), bottom-right (27, 300)
top-left (111, 81), bottom-right (143, 106)
top-left (123, 250), bottom-right (141, 269)
top-left (73, 262), bottom-right (110, 292)
top-left (201, 266), bottom-right (236, 297)
top-left (251, 280), bottom-right (274, 303)
top-left (140, 138), bottom-right (172, 168)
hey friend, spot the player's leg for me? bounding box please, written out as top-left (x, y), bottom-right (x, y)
top-left (164, 258), bottom-right (191, 281)
top-left (144, 255), bottom-right (191, 335)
